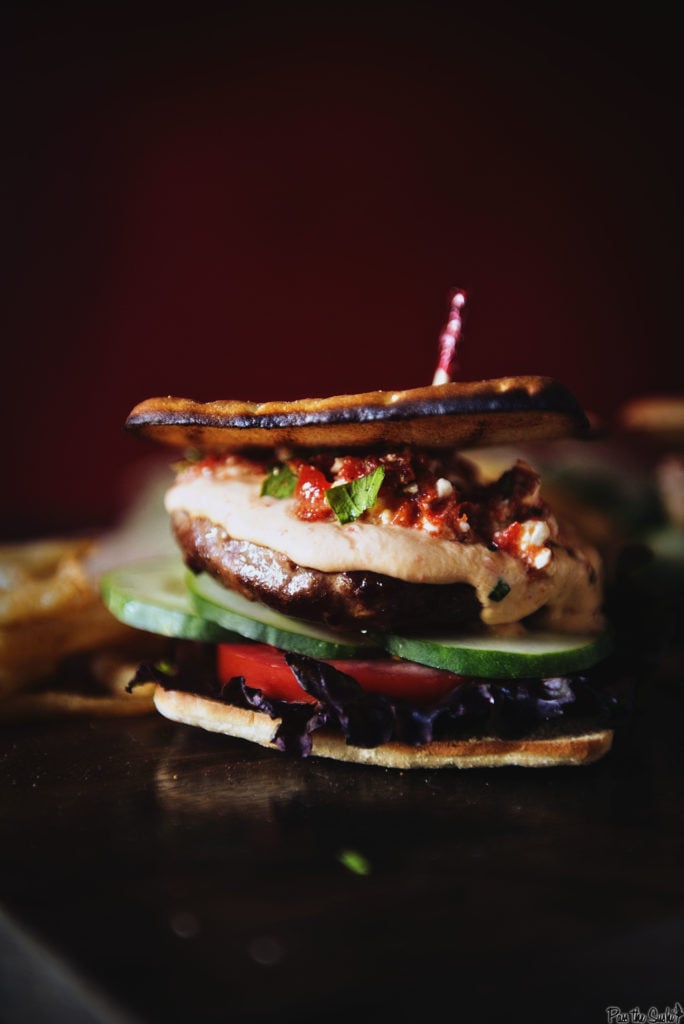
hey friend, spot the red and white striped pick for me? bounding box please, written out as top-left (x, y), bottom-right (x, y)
top-left (432, 289), bottom-right (467, 385)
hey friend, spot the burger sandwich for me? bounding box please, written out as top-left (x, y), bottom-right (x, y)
top-left (103, 306), bottom-right (623, 768)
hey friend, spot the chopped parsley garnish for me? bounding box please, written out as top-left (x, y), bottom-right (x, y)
top-left (184, 448), bottom-right (204, 463)
top-left (326, 465), bottom-right (385, 524)
top-left (488, 578), bottom-right (511, 602)
top-left (337, 849), bottom-right (372, 876)
top-left (260, 462), bottom-right (298, 498)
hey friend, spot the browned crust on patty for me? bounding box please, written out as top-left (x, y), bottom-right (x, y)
top-left (171, 510), bottom-right (482, 631)
top-left (154, 687), bottom-right (614, 768)
top-left (125, 377), bottom-right (589, 452)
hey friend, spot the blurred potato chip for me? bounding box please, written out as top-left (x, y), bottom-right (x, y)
top-left (0, 538), bottom-right (92, 621)
top-left (618, 395), bottom-right (684, 449)
top-left (0, 650), bottom-right (157, 720)
top-left (0, 535), bottom-right (163, 716)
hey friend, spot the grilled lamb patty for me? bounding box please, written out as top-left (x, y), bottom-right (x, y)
top-left (171, 510), bottom-right (481, 632)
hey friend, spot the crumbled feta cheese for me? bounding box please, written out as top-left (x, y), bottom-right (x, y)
top-left (436, 478), bottom-right (453, 498)
top-left (530, 547), bottom-right (551, 569)
top-left (520, 519), bottom-right (550, 548)
top-left (422, 519), bottom-right (442, 534)
top-left (518, 520), bottom-right (551, 569)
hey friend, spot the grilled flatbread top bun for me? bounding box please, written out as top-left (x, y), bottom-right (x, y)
top-left (125, 376), bottom-right (590, 452)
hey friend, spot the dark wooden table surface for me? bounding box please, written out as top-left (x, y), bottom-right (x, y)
top-left (1, 661), bottom-right (683, 1024)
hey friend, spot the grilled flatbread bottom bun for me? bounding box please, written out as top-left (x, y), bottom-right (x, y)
top-left (154, 685), bottom-right (613, 769)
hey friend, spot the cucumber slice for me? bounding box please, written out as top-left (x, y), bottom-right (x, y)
top-left (384, 629), bottom-right (612, 679)
top-left (101, 557), bottom-right (610, 678)
top-left (100, 557), bottom-right (241, 642)
top-left (187, 571), bottom-right (380, 659)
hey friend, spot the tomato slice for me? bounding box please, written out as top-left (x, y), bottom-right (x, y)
top-left (217, 643), bottom-right (466, 705)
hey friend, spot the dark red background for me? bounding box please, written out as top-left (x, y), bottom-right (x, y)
top-left (4, 3), bottom-right (683, 538)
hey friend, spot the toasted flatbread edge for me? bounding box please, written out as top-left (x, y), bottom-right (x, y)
top-left (153, 687), bottom-right (613, 769)
top-left (126, 376), bottom-right (590, 451)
